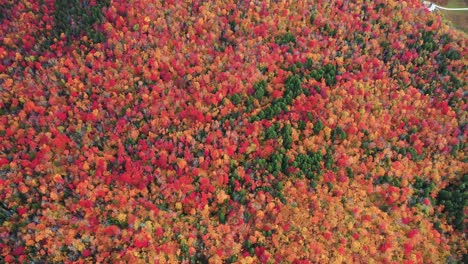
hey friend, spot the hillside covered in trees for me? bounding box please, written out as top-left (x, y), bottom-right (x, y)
top-left (0, 0), bottom-right (466, 263)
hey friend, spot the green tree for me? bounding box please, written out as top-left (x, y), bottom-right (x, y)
top-left (282, 124), bottom-right (293, 150)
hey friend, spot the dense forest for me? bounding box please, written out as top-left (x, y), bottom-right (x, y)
top-left (0, 0), bottom-right (466, 263)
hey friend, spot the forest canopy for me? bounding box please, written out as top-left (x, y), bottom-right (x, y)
top-left (0, 0), bottom-right (466, 263)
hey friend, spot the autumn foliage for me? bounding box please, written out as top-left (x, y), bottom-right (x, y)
top-left (0, 0), bottom-right (467, 263)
